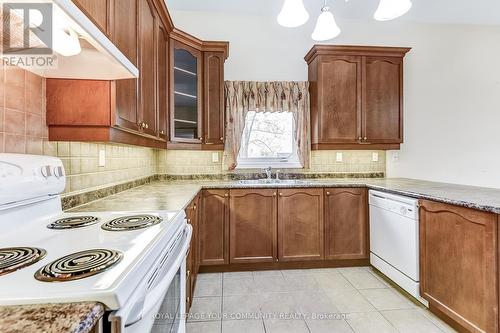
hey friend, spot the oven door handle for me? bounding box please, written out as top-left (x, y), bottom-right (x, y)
top-left (138, 225), bottom-right (192, 322)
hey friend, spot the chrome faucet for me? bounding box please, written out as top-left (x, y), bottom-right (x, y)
top-left (276, 170), bottom-right (281, 181)
top-left (264, 167), bottom-right (273, 181)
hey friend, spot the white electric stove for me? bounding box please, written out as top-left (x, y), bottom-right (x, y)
top-left (0, 154), bottom-right (191, 333)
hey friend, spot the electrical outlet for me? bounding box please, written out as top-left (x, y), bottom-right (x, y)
top-left (98, 149), bottom-right (106, 167)
top-left (392, 152), bottom-right (399, 162)
top-left (336, 152), bottom-right (343, 162)
top-left (212, 152), bottom-right (219, 163)
top-left (372, 152), bottom-right (379, 162)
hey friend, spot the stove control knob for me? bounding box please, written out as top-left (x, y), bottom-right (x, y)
top-left (41, 165), bottom-right (52, 178)
top-left (400, 207), bottom-right (407, 215)
top-left (53, 166), bottom-right (65, 179)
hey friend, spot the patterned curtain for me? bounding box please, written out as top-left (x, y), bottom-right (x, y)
top-left (224, 81), bottom-right (310, 170)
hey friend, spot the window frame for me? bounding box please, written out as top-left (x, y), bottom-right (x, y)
top-left (236, 111), bottom-right (303, 170)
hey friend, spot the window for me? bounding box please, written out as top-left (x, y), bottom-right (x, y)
top-left (237, 111), bottom-right (302, 169)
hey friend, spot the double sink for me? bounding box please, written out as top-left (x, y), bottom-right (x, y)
top-left (238, 179), bottom-right (307, 185)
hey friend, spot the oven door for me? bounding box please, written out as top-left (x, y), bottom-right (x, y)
top-left (110, 224), bottom-right (192, 333)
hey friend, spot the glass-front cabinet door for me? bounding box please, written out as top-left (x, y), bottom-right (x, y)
top-left (170, 40), bottom-right (202, 143)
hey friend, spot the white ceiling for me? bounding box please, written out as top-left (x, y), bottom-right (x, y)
top-left (165, 0), bottom-right (500, 26)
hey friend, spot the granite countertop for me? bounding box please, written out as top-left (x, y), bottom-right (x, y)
top-left (71, 178), bottom-right (500, 214)
top-left (0, 302), bottom-right (104, 333)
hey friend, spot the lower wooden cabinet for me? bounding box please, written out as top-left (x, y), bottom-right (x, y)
top-left (278, 188), bottom-right (324, 261)
top-left (199, 190), bottom-right (229, 266)
top-left (324, 188), bottom-right (368, 260)
top-left (419, 200), bottom-right (498, 333)
top-left (185, 194), bottom-right (200, 311)
top-left (229, 189), bottom-right (277, 264)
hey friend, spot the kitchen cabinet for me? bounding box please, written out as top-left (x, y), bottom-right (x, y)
top-left (168, 31), bottom-right (229, 150)
top-left (138, 0), bottom-right (157, 136)
top-left (229, 189), bottom-right (277, 264)
top-left (199, 190), bottom-right (229, 266)
top-left (112, 0), bottom-right (139, 132)
top-left (203, 51), bottom-right (226, 148)
top-left (324, 188), bottom-right (368, 260)
top-left (419, 200), bottom-right (498, 333)
top-left (278, 188), bottom-right (324, 261)
top-left (185, 194), bottom-right (200, 311)
top-left (305, 45), bottom-right (410, 150)
top-left (72, 0), bottom-right (109, 35)
top-left (170, 40), bottom-right (203, 143)
top-left (157, 23), bottom-right (169, 140)
top-left (46, 1), bottom-right (229, 150)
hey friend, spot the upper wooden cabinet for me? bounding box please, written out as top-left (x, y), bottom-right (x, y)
top-left (168, 30), bottom-right (228, 150)
top-left (72, 0), bottom-right (110, 35)
top-left (170, 41), bottom-right (203, 143)
top-left (278, 188), bottom-right (324, 261)
top-left (203, 52), bottom-right (225, 147)
top-left (324, 188), bottom-right (368, 260)
top-left (306, 45), bottom-right (410, 150)
top-left (419, 200), bottom-right (498, 333)
top-left (47, 1), bottom-right (228, 150)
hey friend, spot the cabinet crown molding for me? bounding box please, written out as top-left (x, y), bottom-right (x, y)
top-left (305, 45), bottom-right (411, 64)
top-left (170, 28), bottom-right (229, 59)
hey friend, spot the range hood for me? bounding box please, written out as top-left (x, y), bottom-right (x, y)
top-left (2, 0), bottom-right (139, 80)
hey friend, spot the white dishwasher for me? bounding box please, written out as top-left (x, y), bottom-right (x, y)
top-left (369, 190), bottom-right (427, 306)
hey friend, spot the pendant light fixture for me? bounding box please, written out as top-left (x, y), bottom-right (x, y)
top-left (374, 0), bottom-right (412, 21)
top-left (311, 0), bottom-right (341, 42)
top-left (277, 0), bottom-right (310, 28)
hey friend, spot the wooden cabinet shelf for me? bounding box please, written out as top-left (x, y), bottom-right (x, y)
top-left (306, 45), bottom-right (410, 150)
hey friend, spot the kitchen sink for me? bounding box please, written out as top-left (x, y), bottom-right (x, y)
top-left (238, 179), bottom-right (307, 185)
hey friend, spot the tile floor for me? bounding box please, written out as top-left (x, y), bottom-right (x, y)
top-left (186, 267), bottom-right (457, 333)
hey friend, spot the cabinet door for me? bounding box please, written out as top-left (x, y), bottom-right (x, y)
top-left (278, 188), bottom-right (324, 261)
top-left (203, 52), bottom-right (225, 146)
top-left (73, 0), bottom-right (109, 35)
top-left (170, 40), bottom-right (203, 143)
top-left (112, 0), bottom-right (138, 131)
top-left (229, 189), bottom-right (277, 264)
top-left (420, 200), bottom-right (498, 333)
top-left (157, 23), bottom-right (169, 140)
top-left (362, 56), bottom-right (403, 143)
top-left (138, 0), bottom-right (157, 136)
top-left (200, 190), bottom-right (229, 265)
top-left (316, 56), bottom-right (362, 144)
top-left (324, 188), bottom-right (368, 260)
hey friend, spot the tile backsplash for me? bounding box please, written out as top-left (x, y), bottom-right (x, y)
top-left (43, 142), bottom-right (158, 194)
top-left (157, 150), bottom-right (386, 175)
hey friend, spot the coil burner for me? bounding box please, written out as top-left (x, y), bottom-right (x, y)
top-left (47, 216), bottom-right (100, 230)
top-left (0, 247), bottom-right (47, 276)
top-left (101, 214), bottom-right (162, 231)
top-left (34, 249), bottom-right (123, 282)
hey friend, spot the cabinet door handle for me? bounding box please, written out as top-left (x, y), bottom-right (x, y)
top-left (326, 191), bottom-right (330, 196)
top-left (140, 122), bottom-right (145, 128)
top-left (145, 123), bottom-right (149, 129)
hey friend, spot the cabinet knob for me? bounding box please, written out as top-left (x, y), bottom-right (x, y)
top-left (187, 296), bottom-right (190, 303)
top-left (198, 137), bottom-right (203, 141)
top-left (193, 204), bottom-right (197, 210)
top-left (160, 130), bottom-right (164, 135)
top-left (279, 193), bottom-right (283, 196)
top-left (187, 270), bottom-right (191, 277)
top-left (140, 122), bottom-right (145, 128)
top-left (224, 193), bottom-right (229, 197)
top-left (145, 123), bottom-right (149, 129)
top-left (363, 137), bottom-right (367, 141)
top-left (187, 219), bottom-right (191, 223)
top-left (358, 137), bottom-right (362, 141)
top-left (326, 191), bottom-right (330, 196)
top-left (273, 192), bottom-right (277, 197)
top-left (220, 137), bottom-right (224, 141)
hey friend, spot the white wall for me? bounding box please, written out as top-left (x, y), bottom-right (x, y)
top-left (170, 10), bottom-right (500, 188)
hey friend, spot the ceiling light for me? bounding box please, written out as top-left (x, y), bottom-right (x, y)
top-left (277, 0), bottom-right (309, 28)
top-left (311, 1), bottom-right (341, 42)
top-left (374, 0), bottom-right (412, 21)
